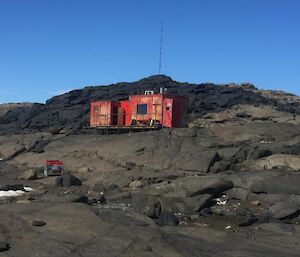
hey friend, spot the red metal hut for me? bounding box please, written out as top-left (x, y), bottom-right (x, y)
top-left (90, 91), bottom-right (188, 128)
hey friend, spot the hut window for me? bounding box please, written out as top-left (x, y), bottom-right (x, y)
top-left (137, 104), bottom-right (148, 115)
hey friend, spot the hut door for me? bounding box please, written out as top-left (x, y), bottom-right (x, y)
top-left (112, 106), bottom-right (118, 125)
top-left (163, 98), bottom-right (173, 127)
top-left (93, 105), bottom-right (103, 126)
top-left (152, 96), bottom-right (162, 124)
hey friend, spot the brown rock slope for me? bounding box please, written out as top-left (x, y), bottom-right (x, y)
top-left (0, 103), bottom-right (33, 117)
top-left (0, 75), bottom-right (299, 134)
top-left (0, 76), bottom-right (300, 256)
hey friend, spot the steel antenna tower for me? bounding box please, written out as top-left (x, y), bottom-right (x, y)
top-left (158, 21), bottom-right (163, 74)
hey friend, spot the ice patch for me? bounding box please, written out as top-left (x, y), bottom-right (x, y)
top-left (24, 187), bottom-right (34, 192)
top-left (0, 190), bottom-right (25, 197)
top-left (0, 186), bottom-right (33, 197)
top-left (216, 195), bottom-right (228, 205)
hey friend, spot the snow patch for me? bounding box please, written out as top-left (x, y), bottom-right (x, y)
top-left (24, 187), bottom-right (34, 192)
top-left (0, 190), bottom-right (25, 197)
top-left (216, 195), bottom-right (228, 205)
top-left (0, 187), bottom-right (33, 197)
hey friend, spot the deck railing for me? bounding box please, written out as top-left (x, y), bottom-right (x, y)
top-left (90, 112), bottom-right (162, 127)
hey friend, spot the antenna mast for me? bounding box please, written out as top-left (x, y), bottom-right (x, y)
top-left (158, 21), bottom-right (163, 74)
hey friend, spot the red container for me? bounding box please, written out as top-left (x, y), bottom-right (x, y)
top-left (127, 94), bottom-right (163, 126)
top-left (90, 101), bottom-right (120, 127)
top-left (120, 100), bottom-right (131, 126)
top-left (90, 93), bottom-right (188, 128)
top-left (43, 160), bottom-right (64, 176)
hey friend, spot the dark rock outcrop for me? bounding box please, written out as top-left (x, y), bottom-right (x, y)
top-left (0, 241), bottom-right (10, 252)
top-left (1, 75), bottom-right (299, 134)
top-left (157, 211), bottom-right (179, 226)
top-left (251, 174), bottom-right (300, 195)
top-left (32, 220), bottom-right (47, 227)
top-left (55, 174), bottom-right (82, 187)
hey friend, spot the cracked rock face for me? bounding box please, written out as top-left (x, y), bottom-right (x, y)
top-left (0, 75), bottom-right (299, 134)
top-left (0, 76), bottom-right (300, 256)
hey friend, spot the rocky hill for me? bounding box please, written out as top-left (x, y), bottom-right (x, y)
top-left (0, 103), bottom-right (33, 117)
top-left (0, 75), bottom-right (300, 257)
top-left (0, 75), bottom-right (299, 134)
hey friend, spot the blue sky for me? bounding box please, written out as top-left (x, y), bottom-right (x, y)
top-left (0, 0), bottom-right (299, 103)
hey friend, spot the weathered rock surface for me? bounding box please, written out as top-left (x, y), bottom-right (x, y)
top-left (132, 194), bottom-right (161, 218)
top-left (251, 173), bottom-right (300, 195)
top-left (18, 169), bottom-right (37, 180)
top-left (0, 75), bottom-right (300, 256)
top-left (32, 220), bottom-right (47, 226)
top-left (157, 211), bottom-right (179, 226)
top-left (0, 75), bottom-right (299, 134)
top-left (268, 201), bottom-right (300, 220)
top-left (0, 103), bottom-right (33, 117)
top-left (55, 174), bottom-right (82, 187)
top-left (0, 241), bottom-right (10, 252)
top-left (129, 180), bottom-right (143, 189)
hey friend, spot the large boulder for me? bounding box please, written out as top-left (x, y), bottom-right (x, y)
top-left (259, 223), bottom-right (296, 234)
top-left (132, 194), bottom-right (161, 218)
top-left (104, 184), bottom-right (122, 195)
top-left (55, 174), bottom-right (82, 187)
top-left (105, 191), bottom-right (131, 201)
top-left (247, 193), bottom-right (290, 206)
top-left (226, 188), bottom-right (249, 201)
top-left (227, 170), bottom-right (290, 192)
top-left (97, 209), bottom-right (155, 227)
top-left (268, 201), bottom-right (300, 220)
top-left (251, 174), bottom-right (300, 195)
top-left (129, 180), bottom-right (143, 190)
top-left (209, 160), bottom-right (232, 173)
top-left (102, 175), bottom-right (132, 190)
top-left (187, 179), bottom-right (233, 197)
top-left (157, 211), bottom-right (179, 226)
top-left (0, 241), bottom-right (9, 252)
top-left (69, 194), bottom-right (89, 204)
top-left (171, 128), bottom-right (197, 137)
top-left (156, 177), bottom-right (233, 198)
top-left (17, 169), bottom-right (37, 180)
top-left (30, 139), bottom-right (50, 153)
top-left (78, 167), bottom-right (92, 173)
top-left (248, 154), bottom-right (300, 171)
top-left (159, 194), bottom-right (213, 214)
top-left (238, 215), bottom-right (259, 227)
top-left (122, 161), bottom-right (136, 170)
top-left (32, 220), bottom-right (47, 227)
top-left (179, 151), bottom-right (221, 173)
top-left (249, 149), bottom-right (273, 160)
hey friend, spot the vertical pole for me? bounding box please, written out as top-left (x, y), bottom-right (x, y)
top-left (158, 20), bottom-right (163, 75)
top-left (82, 105), bottom-right (84, 133)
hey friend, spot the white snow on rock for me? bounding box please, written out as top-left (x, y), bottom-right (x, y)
top-left (216, 195), bottom-right (228, 205)
top-left (24, 187), bottom-right (33, 192)
top-left (0, 190), bottom-right (25, 197)
top-left (0, 187), bottom-right (33, 197)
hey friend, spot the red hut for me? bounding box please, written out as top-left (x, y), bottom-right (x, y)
top-left (90, 91), bottom-right (188, 128)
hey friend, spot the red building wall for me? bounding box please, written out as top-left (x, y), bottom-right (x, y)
top-left (90, 93), bottom-right (188, 128)
top-left (120, 100), bottom-right (131, 126)
top-left (128, 94), bottom-right (163, 125)
top-left (90, 101), bottom-right (120, 127)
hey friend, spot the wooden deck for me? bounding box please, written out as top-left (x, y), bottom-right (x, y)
top-left (82, 125), bottom-right (162, 134)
